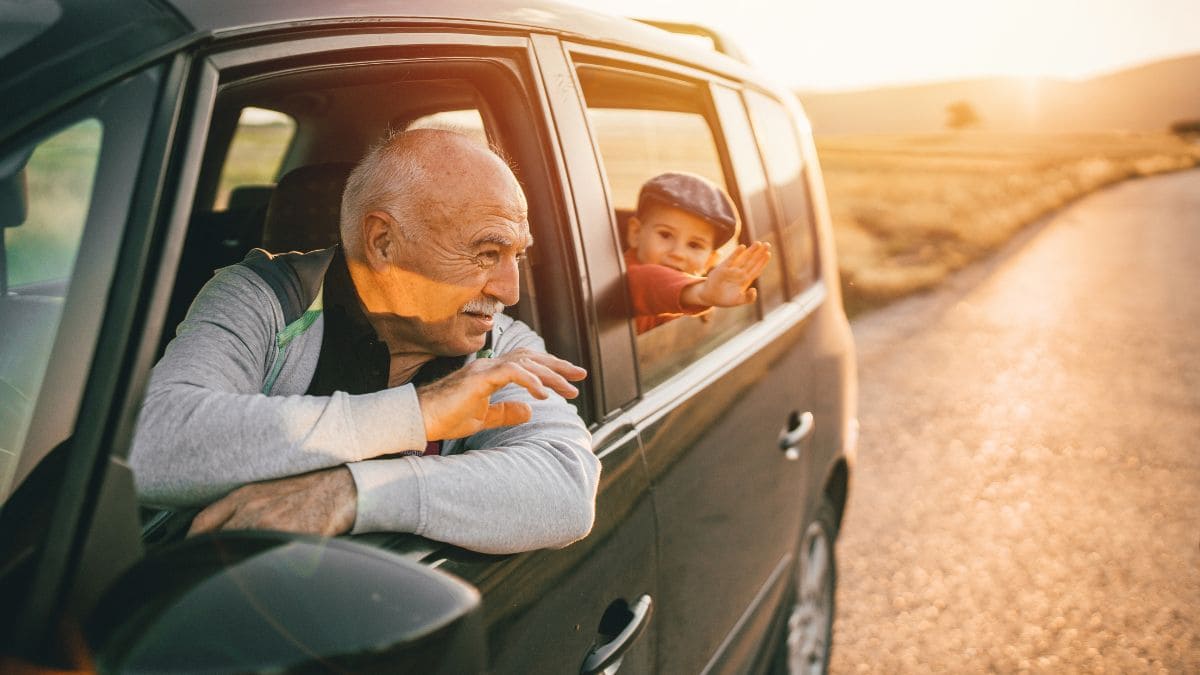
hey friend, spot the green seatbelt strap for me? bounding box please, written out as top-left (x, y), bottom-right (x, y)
top-left (262, 284), bottom-right (324, 395)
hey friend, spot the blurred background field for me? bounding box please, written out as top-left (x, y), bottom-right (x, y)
top-left (815, 131), bottom-right (1200, 315)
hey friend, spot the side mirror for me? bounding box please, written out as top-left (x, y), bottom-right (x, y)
top-left (86, 531), bottom-right (485, 673)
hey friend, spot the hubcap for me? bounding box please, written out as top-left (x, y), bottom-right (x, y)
top-left (786, 521), bottom-right (832, 675)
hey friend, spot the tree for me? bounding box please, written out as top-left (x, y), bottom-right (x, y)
top-left (945, 100), bottom-right (981, 130)
top-left (1169, 119), bottom-right (1200, 138)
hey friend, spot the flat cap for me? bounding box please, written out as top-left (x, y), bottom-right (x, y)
top-left (637, 172), bottom-right (739, 246)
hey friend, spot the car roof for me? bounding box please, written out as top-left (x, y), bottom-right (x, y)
top-left (0, 0), bottom-right (190, 140)
top-left (1, 0), bottom-right (767, 142)
top-left (167, 0), bottom-right (753, 78)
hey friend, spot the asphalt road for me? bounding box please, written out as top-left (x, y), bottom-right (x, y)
top-left (829, 169), bottom-right (1200, 673)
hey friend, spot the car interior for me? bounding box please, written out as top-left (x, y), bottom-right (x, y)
top-left (141, 60), bottom-right (555, 546)
top-left (160, 64), bottom-right (536, 361)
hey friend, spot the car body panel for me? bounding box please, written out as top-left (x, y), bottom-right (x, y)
top-left (0, 1), bottom-right (856, 670)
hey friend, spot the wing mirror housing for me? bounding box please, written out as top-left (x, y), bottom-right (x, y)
top-left (85, 531), bottom-right (485, 673)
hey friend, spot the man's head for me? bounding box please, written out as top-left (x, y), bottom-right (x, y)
top-left (340, 129), bottom-right (530, 357)
top-left (627, 172), bottom-right (739, 275)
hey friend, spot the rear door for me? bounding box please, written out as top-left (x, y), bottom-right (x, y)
top-left (562, 44), bottom-right (826, 673)
top-left (146, 28), bottom-right (659, 674)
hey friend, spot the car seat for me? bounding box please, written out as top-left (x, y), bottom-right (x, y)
top-left (260, 162), bottom-right (354, 253)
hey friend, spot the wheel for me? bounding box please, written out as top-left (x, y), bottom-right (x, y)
top-left (777, 495), bottom-right (838, 675)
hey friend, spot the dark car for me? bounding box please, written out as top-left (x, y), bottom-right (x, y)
top-left (0, 1), bottom-right (857, 672)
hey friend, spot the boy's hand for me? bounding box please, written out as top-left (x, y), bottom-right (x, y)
top-left (684, 242), bottom-right (772, 308)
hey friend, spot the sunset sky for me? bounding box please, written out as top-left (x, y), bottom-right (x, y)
top-left (562, 0), bottom-right (1200, 91)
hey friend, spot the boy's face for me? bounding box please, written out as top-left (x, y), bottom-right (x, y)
top-left (628, 204), bottom-right (721, 275)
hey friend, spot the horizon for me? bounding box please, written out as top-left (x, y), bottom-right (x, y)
top-left (561, 0), bottom-right (1200, 92)
top-left (792, 49), bottom-right (1200, 94)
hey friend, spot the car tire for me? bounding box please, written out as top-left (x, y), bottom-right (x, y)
top-left (775, 494), bottom-right (838, 675)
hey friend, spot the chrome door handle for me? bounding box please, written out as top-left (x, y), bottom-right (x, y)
top-left (580, 595), bottom-right (653, 675)
top-left (779, 411), bottom-right (815, 460)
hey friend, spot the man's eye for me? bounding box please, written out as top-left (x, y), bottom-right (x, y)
top-left (688, 242), bottom-right (705, 251)
top-left (476, 251), bottom-right (501, 268)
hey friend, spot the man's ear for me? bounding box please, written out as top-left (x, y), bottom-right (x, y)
top-left (362, 211), bottom-right (395, 270)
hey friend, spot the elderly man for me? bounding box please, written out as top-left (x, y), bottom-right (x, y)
top-left (130, 129), bottom-right (599, 554)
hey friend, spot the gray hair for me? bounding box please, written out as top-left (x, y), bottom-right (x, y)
top-left (339, 130), bottom-right (429, 255)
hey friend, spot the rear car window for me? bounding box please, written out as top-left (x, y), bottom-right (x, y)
top-left (578, 65), bottom-right (756, 388)
top-left (745, 90), bottom-right (817, 294)
top-left (214, 107), bottom-right (295, 211)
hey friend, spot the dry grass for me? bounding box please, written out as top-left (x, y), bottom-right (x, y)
top-left (815, 132), bottom-right (1200, 315)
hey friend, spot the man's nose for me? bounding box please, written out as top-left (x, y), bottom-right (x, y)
top-left (484, 255), bottom-right (521, 307)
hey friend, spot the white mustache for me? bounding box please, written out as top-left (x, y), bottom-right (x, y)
top-left (461, 298), bottom-right (505, 315)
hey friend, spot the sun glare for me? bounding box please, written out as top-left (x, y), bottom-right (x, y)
top-left (561, 0), bottom-right (1200, 91)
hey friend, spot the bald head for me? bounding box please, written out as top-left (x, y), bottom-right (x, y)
top-left (339, 129), bottom-right (524, 259)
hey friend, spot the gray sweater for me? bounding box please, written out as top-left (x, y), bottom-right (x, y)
top-left (130, 259), bottom-right (599, 554)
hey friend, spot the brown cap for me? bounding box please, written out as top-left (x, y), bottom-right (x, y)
top-left (637, 172), bottom-right (739, 246)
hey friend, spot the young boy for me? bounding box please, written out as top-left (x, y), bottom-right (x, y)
top-left (624, 172), bottom-right (771, 334)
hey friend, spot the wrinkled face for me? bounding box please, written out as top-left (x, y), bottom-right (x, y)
top-left (385, 171), bottom-right (531, 357)
top-left (628, 204), bottom-right (720, 275)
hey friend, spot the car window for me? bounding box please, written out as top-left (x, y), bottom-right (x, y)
top-left (406, 109), bottom-right (488, 147)
top-left (711, 85), bottom-right (786, 312)
top-left (0, 68), bottom-right (158, 507)
top-left (577, 65), bottom-right (755, 389)
top-left (745, 90), bottom-right (818, 294)
top-left (214, 107), bottom-right (296, 211)
top-left (0, 120), bottom-right (100, 503)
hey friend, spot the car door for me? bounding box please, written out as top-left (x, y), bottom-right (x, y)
top-left (560, 44), bottom-right (826, 673)
top-left (0, 56), bottom-right (183, 661)
top-left (144, 27), bottom-right (659, 674)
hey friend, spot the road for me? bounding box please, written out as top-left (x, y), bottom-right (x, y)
top-left (829, 169), bottom-right (1200, 673)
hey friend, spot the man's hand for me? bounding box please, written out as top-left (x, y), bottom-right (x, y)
top-left (417, 347), bottom-right (586, 441)
top-left (684, 241), bottom-right (772, 308)
top-left (188, 466), bottom-right (357, 537)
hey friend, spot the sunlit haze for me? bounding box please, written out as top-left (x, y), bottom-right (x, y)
top-left (561, 0), bottom-right (1200, 91)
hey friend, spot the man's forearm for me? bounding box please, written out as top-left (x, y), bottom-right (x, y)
top-left (349, 387), bottom-right (598, 554)
top-left (131, 383), bottom-right (425, 506)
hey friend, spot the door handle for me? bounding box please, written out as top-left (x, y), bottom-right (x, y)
top-left (779, 411), bottom-right (815, 460)
top-left (580, 595), bottom-right (653, 675)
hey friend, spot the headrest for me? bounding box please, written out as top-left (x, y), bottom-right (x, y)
top-left (227, 184), bottom-right (274, 213)
top-left (261, 162), bottom-right (355, 253)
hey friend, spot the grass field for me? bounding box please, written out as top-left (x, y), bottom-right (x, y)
top-left (815, 131), bottom-right (1200, 315)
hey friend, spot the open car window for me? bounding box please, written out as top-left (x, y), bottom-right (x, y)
top-left (577, 64), bottom-right (757, 389)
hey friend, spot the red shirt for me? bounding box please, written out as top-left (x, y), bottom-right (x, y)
top-left (624, 249), bottom-right (710, 334)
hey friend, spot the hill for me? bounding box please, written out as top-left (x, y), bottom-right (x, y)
top-left (796, 53), bottom-right (1200, 135)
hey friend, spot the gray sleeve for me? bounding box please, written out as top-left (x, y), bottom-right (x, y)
top-left (347, 320), bottom-right (600, 554)
top-left (129, 266), bottom-right (426, 506)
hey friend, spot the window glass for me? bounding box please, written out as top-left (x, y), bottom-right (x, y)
top-left (586, 108), bottom-right (727, 213)
top-left (3, 120), bottom-right (101, 287)
top-left (711, 87), bottom-right (785, 312)
top-left (579, 67), bottom-right (755, 389)
top-left (0, 120), bottom-right (102, 503)
top-left (745, 91), bottom-right (817, 293)
top-left (0, 67), bottom-right (157, 512)
top-left (214, 107), bottom-right (295, 210)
